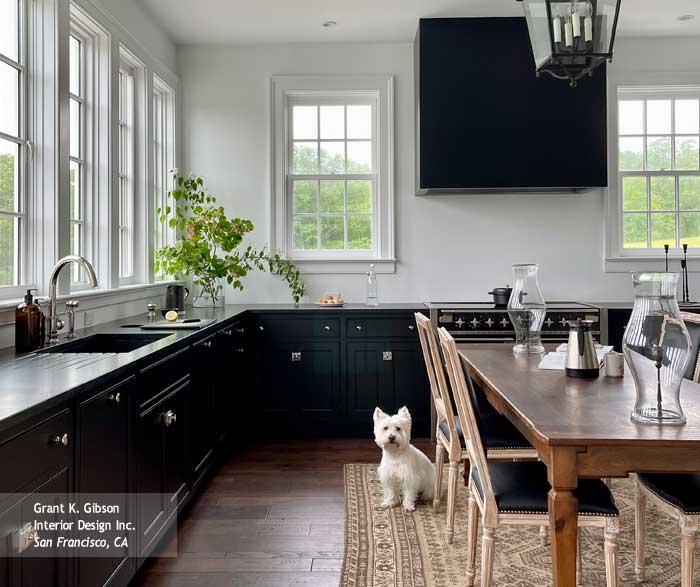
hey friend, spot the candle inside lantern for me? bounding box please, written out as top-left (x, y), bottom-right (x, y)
top-left (552, 16), bottom-right (562, 43)
top-left (564, 21), bottom-right (573, 46)
top-left (572, 12), bottom-right (581, 37)
top-left (584, 16), bottom-right (593, 42)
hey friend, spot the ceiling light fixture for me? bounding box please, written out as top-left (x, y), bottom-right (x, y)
top-left (518, 0), bottom-right (621, 88)
top-left (322, 20), bottom-right (337, 28)
top-left (678, 14), bottom-right (695, 21)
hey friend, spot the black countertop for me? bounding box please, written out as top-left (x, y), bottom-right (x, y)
top-left (0, 303), bottom-right (426, 434)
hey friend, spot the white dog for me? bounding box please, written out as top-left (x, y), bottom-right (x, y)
top-left (373, 406), bottom-right (435, 511)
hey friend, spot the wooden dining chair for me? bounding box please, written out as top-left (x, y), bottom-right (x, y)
top-left (634, 312), bottom-right (700, 585)
top-left (438, 327), bottom-right (620, 587)
top-left (414, 313), bottom-right (538, 544)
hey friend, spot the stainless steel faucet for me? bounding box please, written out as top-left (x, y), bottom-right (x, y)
top-left (47, 255), bottom-right (98, 343)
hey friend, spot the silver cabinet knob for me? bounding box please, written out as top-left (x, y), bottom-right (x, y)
top-left (203, 340), bottom-right (212, 348)
top-left (258, 325), bottom-right (264, 331)
top-left (50, 433), bottom-right (69, 447)
top-left (235, 348), bottom-right (245, 353)
top-left (324, 325), bottom-right (332, 331)
top-left (291, 352), bottom-right (302, 362)
top-left (355, 325), bottom-right (364, 331)
top-left (408, 324), bottom-right (415, 331)
top-left (234, 327), bottom-right (245, 334)
top-left (163, 410), bottom-right (177, 427)
top-left (383, 351), bottom-right (393, 361)
top-left (109, 392), bottom-right (121, 403)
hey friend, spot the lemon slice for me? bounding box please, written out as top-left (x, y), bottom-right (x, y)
top-left (164, 310), bottom-right (179, 322)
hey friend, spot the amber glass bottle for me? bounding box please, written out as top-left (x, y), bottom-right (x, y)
top-left (15, 289), bottom-right (45, 352)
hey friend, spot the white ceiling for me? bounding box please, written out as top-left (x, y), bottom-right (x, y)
top-left (138, 0), bottom-right (700, 45)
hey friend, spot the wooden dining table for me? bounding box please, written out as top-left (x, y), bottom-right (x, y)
top-left (457, 343), bottom-right (700, 587)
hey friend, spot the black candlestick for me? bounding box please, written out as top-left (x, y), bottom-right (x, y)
top-left (684, 244), bottom-right (690, 303)
top-left (664, 244), bottom-right (670, 272)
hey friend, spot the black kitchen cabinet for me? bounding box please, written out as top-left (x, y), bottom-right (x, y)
top-left (76, 377), bottom-right (133, 587)
top-left (0, 407), bottom-right (74, 587)
top-left (189, 335), bottom-right (217, 484)
top-left (213, 322), bottom-right (248, 445)
top-left (134, 375), bottom-right (189, 558)
top-left (347, 341), bottom-right (429, 436)
top-left (255, 341), bottom-right (293, 431)
top-left (292, 341), bottom-right (340, 434)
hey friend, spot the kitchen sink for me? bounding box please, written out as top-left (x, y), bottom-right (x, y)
top-left (39, 333), bottom-right (171, 354)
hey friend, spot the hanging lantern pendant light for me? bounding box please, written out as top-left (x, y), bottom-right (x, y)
top-left (520, 0), bottom-right (622, 87)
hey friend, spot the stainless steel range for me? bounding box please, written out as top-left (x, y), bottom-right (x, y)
top-left (426, 301), bottom-right (600, 343)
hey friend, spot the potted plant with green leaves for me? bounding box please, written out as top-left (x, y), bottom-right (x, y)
top-left (155, 172), bottom-right (304, 307)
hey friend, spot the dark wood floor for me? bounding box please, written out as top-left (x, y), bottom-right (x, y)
top-left (133, 438), bottom-right (433, 587)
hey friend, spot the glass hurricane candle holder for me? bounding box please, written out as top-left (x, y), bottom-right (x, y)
top-left (507, 264), bottom-right (547, 354)
top-left (623, 272), bottom-right (691, 425)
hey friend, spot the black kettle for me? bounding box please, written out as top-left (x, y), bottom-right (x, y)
top-left (165, 284), bottom-right (190, 314)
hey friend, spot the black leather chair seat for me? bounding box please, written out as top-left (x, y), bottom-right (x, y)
top-left (638, 473), bottom-right (700, 515)
top-left (439, 413), bottom-right (533, 451)
top-left (473, 461), bottom-right (619, 516)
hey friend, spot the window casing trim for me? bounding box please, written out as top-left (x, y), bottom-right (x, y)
top-left (270, 75), bottom-right (395, 274)
top-left (605, 72), bottom-right (700, 272)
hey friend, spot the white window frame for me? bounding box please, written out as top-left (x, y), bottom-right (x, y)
top-left (270, 76), bottom-right (395, 274)
top-left (605, 75), bottom-right (700, 272)
top-left (68, 4), bottom-right (110, 291)
top-left (118, 66), bottom-right (134, 281)
top-left (0, 0), bottom-right (30, 299)
top-left (152, 73), bottom-right (176, 280)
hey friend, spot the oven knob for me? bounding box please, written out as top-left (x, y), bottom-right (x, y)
top-left (469, 318), bottom-right (480, 329)
top-left (485, 318), bottom-right (494, 328)
top-left (500, 318), bottom-right (509, 327)
top-left (455, 318), bottom-right (465, 328)
top-left (545, 318), bottom-right (554, 327)
top-left (559, 317), bottom-right (568, 327)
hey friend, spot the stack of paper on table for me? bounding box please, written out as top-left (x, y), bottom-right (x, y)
top-left (537, 344), bottom-right (614, 371)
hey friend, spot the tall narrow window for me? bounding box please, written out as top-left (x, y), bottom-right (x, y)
top-left (0, 0), bottom-right (27, 292)
top-left (153, 75), bottom-right (176, 267)
top-left (118, 65), bottom-right (134, 281)
top-left (68, 33), bottom-right (85, 283)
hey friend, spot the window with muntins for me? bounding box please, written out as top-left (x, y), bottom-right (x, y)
top-left (289, 100), bottom-right (376, 255)
top-left (68, 33), bottom-right (85, 283)
top-left (153, 75), bottom-right (176, 264)
top-left (118, 65), bottom-right (134, 280)
top-left (618, 87), bottom-right (700, 251)
top-left (0, 0), bottom-right (27, 292)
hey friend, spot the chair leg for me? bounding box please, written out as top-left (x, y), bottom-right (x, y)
top-left (634, 479), bottom-right (646, 582)
top-left (433, 442), bottom-right (445, 511)
top-left (576, 528), bottom-right (582, 585)
top-left (604, 520), bottom-right (620, 587)
top-left (446, 461), bottom-right (458, 543)
top-left (464, 458), bottom-right (470, 486)
top-left (540, 525), bottom-right (548, 546)
top-left (681, 525), bottom-right (697, 587)
top-left (466, 487), bottom-right (479, 587)
top-left (480, 526), bottom-right (497, 587)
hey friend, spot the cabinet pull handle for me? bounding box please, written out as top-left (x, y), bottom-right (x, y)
top-left (259, 325), bottom-right (264, 331)
top-left (355, 325), bottom-right (364, 332)
top-left (50, 433), bottom-right (69, 447)
top-left (383, 351), bottom-right (393, 361)
top-left (235, 348), bottom-right (245, 353)
top-left (13, 523), bottom-right (38, 554)
top-left (163, 410), bottom-right (177, 427)
top-left (109, 392), bottom-right (121, 403)
top-left (291, 352), bottom-right (302, 362)
top-left (234, 327), bottom-right (245, 334)
top-left (408, 324), bottom-right (415, 331)
top-left (324, 325), bottom-right (332, 331)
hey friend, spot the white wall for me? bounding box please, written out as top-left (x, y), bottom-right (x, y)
top-left (178, 37), bottom-right (700, 305)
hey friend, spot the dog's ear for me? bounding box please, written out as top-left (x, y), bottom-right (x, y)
top-left (397, 406), bottom-right (412, 422)
top-left (373, 407), bottom-right (387, 423)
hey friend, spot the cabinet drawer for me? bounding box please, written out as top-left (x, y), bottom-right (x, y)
top-left (0, 408), bottom-right (73, 494)
top-left (255, 317), bottom-right (340, 339)
top-left (347, 317), bottom-right (418, 338)
top-left (139, 346), bottom-right (192, 407)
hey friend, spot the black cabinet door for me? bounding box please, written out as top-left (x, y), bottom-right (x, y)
top-left (255, 342), bottom-right (293, 433)
top-left (212, 324), bottom-right (248, 445)
top-left (346, 342), bottom-right (386, 433)
top-left (189, 336), bottom-right (216, 481)
top-left (0, 469), bottom-right (73, 587)
top-left (77, 377), bottom-right (133, 587)
top-left (290, 341), bottom-right (340, 435)
top-left (134, 376), bottom-right (189, 558)
top-left (384, 343), bottom-right (430, 437)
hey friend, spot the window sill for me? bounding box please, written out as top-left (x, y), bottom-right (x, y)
top-left (0, 281), bottom-right (181, 312)
top-left (289, 258), bottom-right (396, 274)
top-left (604, 257), bottom-right (700, 273)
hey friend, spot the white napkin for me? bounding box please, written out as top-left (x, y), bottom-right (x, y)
top-left (538, 345), bottom-right (614, 371)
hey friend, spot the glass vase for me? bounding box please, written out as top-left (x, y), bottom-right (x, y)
top-left (192, 279), bottom-right (225, 308)
top-left (623, 272), bottom-right (691, 425)
top-left (507, 264), bottom-right (547, 354)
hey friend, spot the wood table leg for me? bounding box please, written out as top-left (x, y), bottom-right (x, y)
top-left (547, 447), bottom-right (579, 587)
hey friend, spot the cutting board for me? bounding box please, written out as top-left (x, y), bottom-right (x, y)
top-left (140, 318), bottom-right (217, 330)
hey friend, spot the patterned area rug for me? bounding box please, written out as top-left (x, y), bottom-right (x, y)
top-left (341, 463), bottom-right (699, 587)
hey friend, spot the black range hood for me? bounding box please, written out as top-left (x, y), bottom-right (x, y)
top-left (414, 18), bottom-right (608, 195)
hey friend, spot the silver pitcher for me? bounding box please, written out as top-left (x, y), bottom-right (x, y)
top-left (565, 319), bottom-right (600, 378)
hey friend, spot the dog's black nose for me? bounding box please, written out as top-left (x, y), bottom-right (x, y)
top-left (388, 435), bottom-right (396, 442)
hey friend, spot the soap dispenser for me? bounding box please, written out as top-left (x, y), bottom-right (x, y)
top-left (15, 289), bottom-right (45, 352)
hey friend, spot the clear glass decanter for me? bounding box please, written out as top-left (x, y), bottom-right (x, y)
top-left (623, 272), bottom-right (691, 425)
top-left (366, 264), bottom-right (379, 307)
top-left (507, 264), bottom-right (547, 354)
